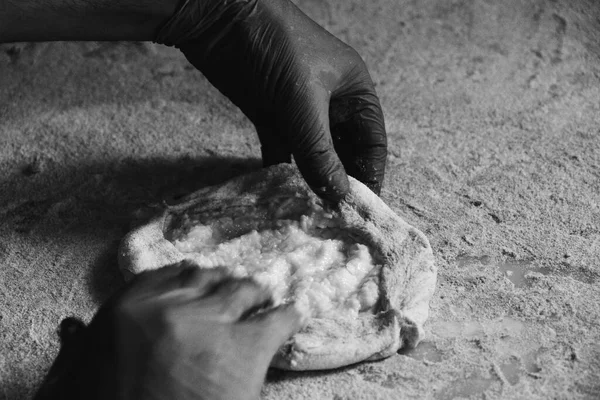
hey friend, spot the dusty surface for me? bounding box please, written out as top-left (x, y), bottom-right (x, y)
top-left (1, 0), bottom-right (599, 398)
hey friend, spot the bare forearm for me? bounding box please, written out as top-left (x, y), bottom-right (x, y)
top-left (0, 0), bottom-right (179, 43)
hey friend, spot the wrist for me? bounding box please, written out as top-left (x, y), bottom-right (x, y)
top-left (0, 0), bottom-right (182, 43)
top-left (155, 0), bottom-right (259, 47)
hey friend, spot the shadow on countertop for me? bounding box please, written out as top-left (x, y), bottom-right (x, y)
top-left (0, 154), bottom-right (263, 304)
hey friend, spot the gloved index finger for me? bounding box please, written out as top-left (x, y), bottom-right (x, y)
top-left (330, 84), bottom-right (387, 195)
top-left (283, 85), bottom-right (350, 203)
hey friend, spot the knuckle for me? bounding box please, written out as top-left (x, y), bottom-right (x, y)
top-left (347, 51), bottom-right (370, 78)
top-left (176, 262), bottom-right (201, 285)
top-left (174, 259), bottom-right (199, 270)
top-left (220, 304), bottom-right (240, 322)
top-left (112, 297), bottom-right (135, 322)
top-left (155, 305), bottom-right (181, 337)
top-left (349, 48), bottom-right (367, 68)
top-left (339, 42), bottom-right (365, 66)
top-left (218, 279), bottom-right (263, 319)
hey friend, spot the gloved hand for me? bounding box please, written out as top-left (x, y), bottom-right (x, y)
top-left (155, 0), bottom-right (387, 202)
top-left (35, 261), bottom-right (302, 400)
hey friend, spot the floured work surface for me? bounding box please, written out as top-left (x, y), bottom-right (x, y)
top-left (119, 164), bottom-right (437, 370)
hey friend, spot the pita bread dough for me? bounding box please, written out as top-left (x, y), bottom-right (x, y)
top-left (118, 164), bottom-right (437, 370)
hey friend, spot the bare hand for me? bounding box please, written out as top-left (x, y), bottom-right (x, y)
top-left (35, 261), bottom-right (302, 400)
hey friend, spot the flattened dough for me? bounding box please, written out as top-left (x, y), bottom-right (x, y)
top-left (118, 164), bottom-right (437, 370)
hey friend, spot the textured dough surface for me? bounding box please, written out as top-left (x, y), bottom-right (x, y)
top-left (118, 164), bottom-right (437, 370)
top-left (171, 208), bottom-right (381, 319)
top-left (173, 216), bottom-right (379, 318)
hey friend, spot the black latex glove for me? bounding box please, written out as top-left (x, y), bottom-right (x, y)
top-left (155, 0), bottom-right (387, 202)
top-left (34, 261), bottom-right (302, 400)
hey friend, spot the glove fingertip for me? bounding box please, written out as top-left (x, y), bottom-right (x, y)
top-left (311, 170), bottom-right (349, 203)
top-left (296, 155), bottom-right (350, 203)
